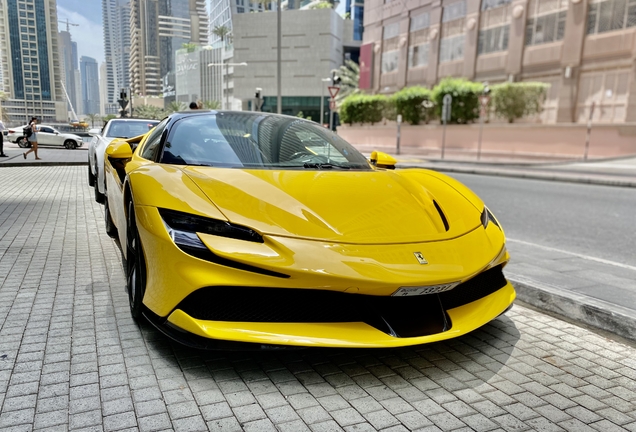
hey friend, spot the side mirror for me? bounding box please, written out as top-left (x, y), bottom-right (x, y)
top-left (88, 128), bottom-right (101, 136)
top-left (370, 151), bottom-right (397, 170)
top-left (106, 140), bottom-right (133, 159)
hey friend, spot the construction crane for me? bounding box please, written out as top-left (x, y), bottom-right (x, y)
top-left (59, 18), bottom-right (79, 32)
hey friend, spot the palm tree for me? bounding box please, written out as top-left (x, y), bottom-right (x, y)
top-left (86, 113), bottom-right (100, 127)
top-left (167, 101), bottom-right (186, 113)
top-left (133, 105), bottom-right (166, 120)
top-left (212, 25), bottom-right (231, 44)
top-left (203, 100), bottom-right (221, 109)
top-left (335, 59), bottom-right (360, 105)
top-left (0, 91), bottom-right (9, 124)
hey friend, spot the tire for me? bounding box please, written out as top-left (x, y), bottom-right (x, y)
top-left (94, 168), bottom-right (105, 204)
top-left (88, 164), bottom-right (95, 187)
top-left (126, 199), bottom-right (146, 320)
top-left (104, 193), bottom-right (118, 238)
top-left (17, 137), bottom-right (31, 148)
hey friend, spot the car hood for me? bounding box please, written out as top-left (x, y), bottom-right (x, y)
top-left (182, 167), bottom-right (482, 244)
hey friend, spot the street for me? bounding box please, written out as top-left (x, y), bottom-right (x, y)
top-left (0, 166), bottom-right (635, 431)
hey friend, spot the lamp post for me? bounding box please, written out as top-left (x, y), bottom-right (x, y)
top-left (320, 78), bottom-right (331, 126)
top-left (277, 0), bottom-right (282, 114)
top-left (208, 62), bottom-right (248, 110)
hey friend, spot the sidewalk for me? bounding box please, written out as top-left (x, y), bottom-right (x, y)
top-left (2, 141), bottom-right (635, 342)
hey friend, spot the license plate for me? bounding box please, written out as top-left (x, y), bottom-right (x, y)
top-left (392, 282), bottom-right (460, 297)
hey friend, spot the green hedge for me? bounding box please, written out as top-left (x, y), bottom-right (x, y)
top-left (339, 94), bottom-right (387, 125)
top-left (491, 82), bottom-right (549, 123)
top-left (431, 78), bottom-right (483, 124)
top-left (391, 86), bottom-right (435, 125)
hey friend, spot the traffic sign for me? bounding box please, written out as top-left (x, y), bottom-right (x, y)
top-left (329, 100), bottom-right (337, 110)
top-left (328, 86), bottom-right (340, 99)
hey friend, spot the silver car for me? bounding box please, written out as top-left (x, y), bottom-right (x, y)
top-left (88, 118), bottom-right (159, 203)
top-left (8, 124), bottom-right (84, 149)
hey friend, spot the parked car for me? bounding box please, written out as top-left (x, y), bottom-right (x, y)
top-left (88, 118), bottom-right (159, 204)
top-left (7, 124), bottom-right (84, 149)
top-left (103, 110), bottom-right (515, 349)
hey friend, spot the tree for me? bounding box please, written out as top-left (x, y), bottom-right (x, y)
top-left (491, 82), bottom-right (549, 123)
top-left (212, 25), bottom-right (231, 44)
top-left (203, 100), bottom-right (221, 109)
top-left (0, 91), bottom-right (9, 124)
top-left (132, 105), bottom-right (166, 120)
top-left (309, 1), bottom-right (333, 8)
top-left (103, 114), bottom-right (117, 122)
top-left (86, 113), bottom-right (100, 127)
top-left (335, 59), bottom-right (360, 105)
top-left (181, 42), bottom-right (197, 53)
top-left (166, 101), bottom-right (186, 113)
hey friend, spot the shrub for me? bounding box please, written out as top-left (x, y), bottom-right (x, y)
top-left (392, 86), bottom-right (435, 125)
top-left (491, 82), bottom-right (549, 123)
top-left (431, 78), bottom-right (483, 124)
top-left (339, 94), bottom-right (387, 125)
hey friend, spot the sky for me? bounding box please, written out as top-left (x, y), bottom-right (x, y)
top-left (56, 0), bottom-right (346, 68)
top-left (57, 0), bottom-right (105, 65)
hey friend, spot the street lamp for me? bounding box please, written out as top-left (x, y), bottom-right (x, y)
top-left (208, 61), bottom-right (248, 110)
top-left (320, 78), bottom-right (331, 127)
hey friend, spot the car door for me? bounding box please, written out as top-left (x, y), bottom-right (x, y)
top-left (37, 126), bottom-right (57, 145)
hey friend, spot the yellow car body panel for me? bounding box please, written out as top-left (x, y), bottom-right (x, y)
top-left (166, 283), bottom-right (515, 348)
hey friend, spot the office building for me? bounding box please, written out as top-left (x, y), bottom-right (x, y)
top-left (58, 29), bottom-right (80, 119)
top-left (129, 0), bottom-right (208, 100)
top-left (0, 0), bottom-right (66, 124)
top-left (363, 0), bottom-right (636, 123)
top-left (233, 8), bottom-right (360, 122)
top-left (80, 56), bottom-right (100, 115)
top-left (102, 0), bottom-right (131, 114)
top-left (174, 44), bottom-right (223, 105)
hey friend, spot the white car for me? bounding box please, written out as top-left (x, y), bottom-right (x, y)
top-left (8, 124), bottom-right (84, 149)
top-left (88, 118), bottom-right (159, 203)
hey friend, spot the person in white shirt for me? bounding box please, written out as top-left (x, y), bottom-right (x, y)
top-left (0, 119), bottom-right (7, 157)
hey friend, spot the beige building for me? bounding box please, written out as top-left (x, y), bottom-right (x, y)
top-left (363, 0), bottom-right (636, 123)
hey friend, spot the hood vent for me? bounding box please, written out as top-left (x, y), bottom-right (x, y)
top-left (433, 200), bottom-right (449, 232)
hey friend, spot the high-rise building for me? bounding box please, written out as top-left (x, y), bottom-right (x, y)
top-left (58, 30), bottom-right (80, 118)
top-left (80, 56), bottom-right (100, 115)
top-left (0, 0), bottom-right (67, 124)
top-left (129, 0), bottom-right (208, 100)
top-left (174, 44), bottom-right (223, 105)
top-left (99, 62), bottom-right (108, 116)
top-left (102, 0), bottom-right (131, 115)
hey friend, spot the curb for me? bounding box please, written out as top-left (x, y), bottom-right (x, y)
top-left (399, 164), bottom-right (636, 188)
top-left (510, 276), bottom-right (636, 344)
top-left (0, 161), bottom-right (88, 168)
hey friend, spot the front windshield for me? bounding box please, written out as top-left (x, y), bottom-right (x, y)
top-left (161, 113), bottom-right (371, 170)
top-left (106, 120), bottom-right (159, 138)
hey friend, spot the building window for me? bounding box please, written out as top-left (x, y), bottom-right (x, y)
top-left (383, 22), bottom-right (400, 39)
top-left (410, 13), bottom-right (430, 32)
top-left (482, 0), bottom-right (512, 10)
top-left (408, 43), bottom-right (429, 67)
top-left (526, 11), bottom-right (566, 45)
top-left (439, 35), bottom-right (465, 62)
top-left (587, 0), bottom-right (636, 34)
top-left (478, 25), bottom-right (510, 54)
top-left (443, 1), bottom-right (466, 22)
top-left (381, 50), bottom-right (399, 73)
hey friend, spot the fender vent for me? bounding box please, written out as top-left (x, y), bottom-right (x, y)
top-left (433, 200), bottom-right (449, 231)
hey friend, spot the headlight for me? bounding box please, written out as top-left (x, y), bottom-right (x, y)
top-left (481, 207), bottom-right (500, 229)
top-left (159, 208), bottom-right (264, 245)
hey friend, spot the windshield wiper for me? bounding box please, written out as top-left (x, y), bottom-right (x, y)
top-left (303, 162), bottom-right (350, 170)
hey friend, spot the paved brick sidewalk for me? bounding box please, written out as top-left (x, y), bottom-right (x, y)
top-left (1, 166), bottom-right (636, 432)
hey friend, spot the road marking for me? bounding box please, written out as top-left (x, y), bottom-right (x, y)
top-left (507, 238), bottom-right (636, 272)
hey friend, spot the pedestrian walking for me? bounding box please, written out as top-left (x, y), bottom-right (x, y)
top-left (23, 117), bottom-right (41, 160)
top-left (0, 119), bottom-right (7, 157)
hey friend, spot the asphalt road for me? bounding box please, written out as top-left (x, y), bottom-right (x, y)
top-left (450, 173), bottom-right (636, 267)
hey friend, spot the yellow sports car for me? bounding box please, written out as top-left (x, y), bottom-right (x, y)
top-left (103, 111), bottom-right (515, 349)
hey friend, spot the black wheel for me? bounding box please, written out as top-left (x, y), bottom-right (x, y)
top-left (88, 163), bottom-right (95, 187)
top-left (17, 137), bottom-right (31, 148)
top-left (126, 200), bottom-right (146, 320)
top-left (94, 168), bottom-right (105, 204)
top-left (104, 193), bottom-right (118, 238)
top-left (64, 140), bottom-right (73, 149)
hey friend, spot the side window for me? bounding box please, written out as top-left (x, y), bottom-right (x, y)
top-left (140, 119), bottom-right (168, 161)
top-left (40, 127), bottom-right (53, 133)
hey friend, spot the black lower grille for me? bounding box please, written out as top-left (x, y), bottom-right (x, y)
top-left (174, 265), bottom-right (508, 338)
